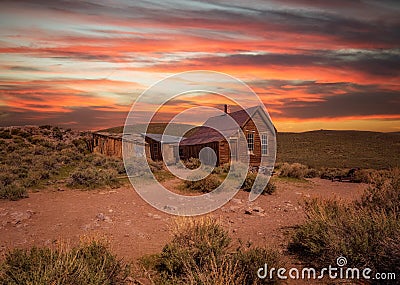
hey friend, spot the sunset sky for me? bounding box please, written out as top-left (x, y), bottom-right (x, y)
top-left (1, 0), bottom-right (399, 132)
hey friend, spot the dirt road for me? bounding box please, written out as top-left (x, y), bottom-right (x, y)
top-left (0, 178), bottom-right (366, 264)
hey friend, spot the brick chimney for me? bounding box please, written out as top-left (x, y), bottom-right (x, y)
top-left (224, 104), bottom-right (229, 114)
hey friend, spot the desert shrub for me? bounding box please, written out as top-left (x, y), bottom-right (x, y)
top-left (0, 239), bottom-right (130, 285)
top-left (230, 162), bottom-right (249, 179)
top-left (242, 173), bottom-right (276, 195)
top-left (184, 157), bottom-right (201, 170)
top-left (289, 169), bottom-right (400, 276)
top-left (0, 183), bottom-right (28, 201)
top-left (212, 163), bottom-right (230, 174)
top-left (93, 155), bottom-right (107, 166)
top-left (184, 173), bottom-right (221, 193)
top-left (278, 163), bottom-right (316, 179)
top-left (233, 246), bottom-right (282, 285)
top-left (33, 146), bottom-right (48, 155)
top-left (0, 126), bottom-right (128, 195)
top-left (39, 125), bottom-right (52, 130)
top-left (104, 157), bottom-right (126, 174)
top-left (39, 139), bottom-right (55, 149)
top-left (0, 130), bottom-right (12, 139)
top-left (0, 170), bottom-right (17, 186)
top-left (144, 217), bottom-right (282, 285)
top-left (67, 166), bottom-right (119, 189)
top-left (358, 168), bottom-right (400, 214)
top-left (303, 168), bottom-right (319, 178)
top-left (319, 167), bottom-right (347, 180)
top-left (148, 159), bottom-right (164, 172)
top-left (52, 126), bottom-right (63, 140)
top-left (27, 136), bottom-right (45, 145)
top-left (72, 138), bottom-right (89, 153)
top-left (12, 136), bottom-right (24, 144)
top-left (157, 218), bottom-right (231, 279)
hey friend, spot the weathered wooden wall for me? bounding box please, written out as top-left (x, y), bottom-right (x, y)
top-left (240, 110), bottom-right (275, 167)
top-left (93, 133), bottom-right (150, 159)
top-left (93, 133), bottom-right (123, 157)
top-left (181, 142), bottom-right (220, 165)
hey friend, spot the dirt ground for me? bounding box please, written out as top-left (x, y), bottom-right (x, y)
top-left (0, 178), bottom-right (367, 265)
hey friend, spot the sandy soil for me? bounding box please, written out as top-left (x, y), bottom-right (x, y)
top-left (0, 178), bottom-right (367, 266)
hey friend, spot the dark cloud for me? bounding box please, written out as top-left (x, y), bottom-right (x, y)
top-left (155, 49), bottom-right (400, 77)
top-left (260, 82), bottom-right (400, 119)
top-left (9, 66), bottom-right (45, 72)
top-left (0, 106), bottom-right (128, 130)
top-left (3, 0), bottom-right (399, 47)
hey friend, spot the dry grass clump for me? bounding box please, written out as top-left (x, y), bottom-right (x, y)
top-left (0, 238), bottom-right (131, 285)
top-left (183, 157), bottom-right (201, 170)
top-left (0, 126), bottom-right (125, 200)
top-left (276, 163), bottom-right (318, 179)
top-left (140, 217), bottom-right (282, 284)
top-left (241, 173), bottom-right (276, 195)
top-left (289, 169), bottom-right (400, 276)
top-left (184, 173), bottom-right (222, 193)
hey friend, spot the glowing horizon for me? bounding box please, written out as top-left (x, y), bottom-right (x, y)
top-left (1, 0), bottom-right (399, 132)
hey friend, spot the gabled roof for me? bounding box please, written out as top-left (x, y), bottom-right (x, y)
top-left (203, 105), bottom-right (259, 131)
top-left (180, 105), bottom-right (273, 146)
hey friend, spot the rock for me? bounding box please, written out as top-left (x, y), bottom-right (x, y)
top-left (231, 198), bottom-right (243, 204)
top-left (252, 206), bottom-right (264, 213)
top-left (96, 213), bottom-right (106, 221)
top-left (10, 210), bottom-right (33, 225)
top-left (244, 209), bottom-right (252, 215)
top-left (229, 205), bottom-right (240, 212)
top-left (96, 213), bottom-right (112, 222)
top-left (221, 207), bottom-right (229, 213)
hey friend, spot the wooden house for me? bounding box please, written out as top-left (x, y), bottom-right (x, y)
top-left (180, 105), bottom-right (276, 168)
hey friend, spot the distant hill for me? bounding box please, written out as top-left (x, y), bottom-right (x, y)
top-left (277, 130), bottom-right (400, 169)
top-left (99, 123), bottom-right (199, 137)
top-left (100, 125), bottom-right (400, 169)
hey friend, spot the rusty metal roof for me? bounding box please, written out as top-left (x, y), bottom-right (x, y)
top-left (93, 132), bottom-right (147, 145)
top-left (141, 133), bottom-right (182, 144)
top-left (180, 106), bottom-right (260, 146)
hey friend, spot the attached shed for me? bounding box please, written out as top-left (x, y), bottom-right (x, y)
top-left (93, 132), bottom-right (149, 159)
top-left (180, 105), bottom-right (276, 167)
top-left (142, 133), bottom-right (182, 165)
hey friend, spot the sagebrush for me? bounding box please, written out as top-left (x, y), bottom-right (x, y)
top-left (288, 169), bottom-right (400, 278)
top-left (0, 239), bottom-right (130, 285)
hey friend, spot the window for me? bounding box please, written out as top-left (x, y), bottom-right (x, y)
top-left (261, 133), bottom-right (268, 155)
top-left (247, 133), bottom-right (254, 153)
top-left (153, 143), bottom-right (158, 152)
